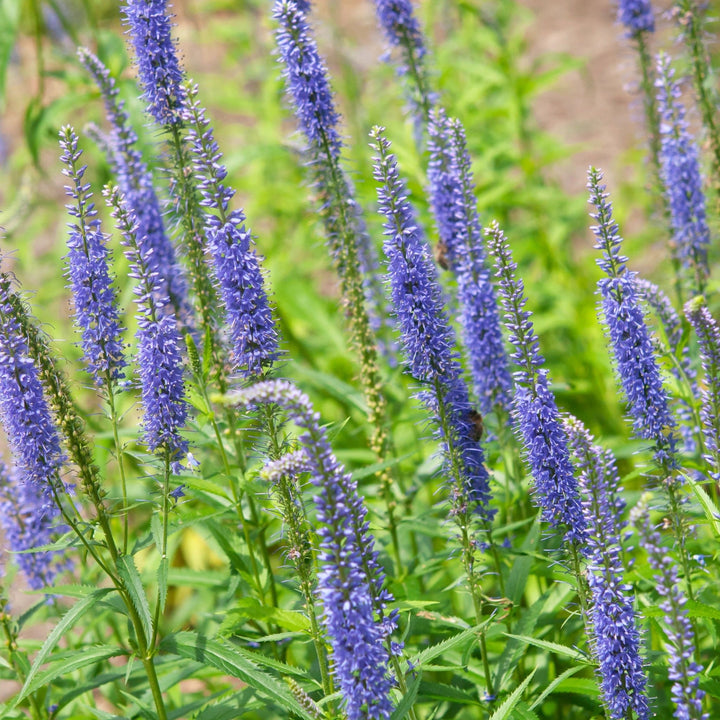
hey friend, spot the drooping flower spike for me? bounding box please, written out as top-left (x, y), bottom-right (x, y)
top-left (60, 126), bottom-right (126, 388)
top-left (372, 125), bottom-right (493, 519)
top-left (0, 273), bottom-right (67, 588)
top-left (427, 109), bottom-right (512, 416)
top-left (656, 52), bottom-right (710, 295)
top-left (588, 167), bottom-right (678, 473)
top-left (232, 379), bottom-right (394, 720)
top-left (0, 462), bottom-right (67, 590)
top-left (105, 186), bottom-right (188, 471)
top-left (122, 0), bottom-right (187, 125)
top-left (183, 85), bottom-right (279, 377)
top-left (78, 48), bottom-right (191, 323)
top-left (485, 221), bottom-right (586, 543)
top-left (565, 417), bottom-right (649, 720)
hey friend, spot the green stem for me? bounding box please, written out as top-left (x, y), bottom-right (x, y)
top-left (106, 383), bottom-right (131, 555)
top-left (679, 0), bottom-right (720, 198)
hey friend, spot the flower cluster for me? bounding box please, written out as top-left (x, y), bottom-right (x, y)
top-left (184, 87), bottom-right (279, 377)
top-left (617, 0), bottom-right (655, 36)
top-left (635, 506), bottom-right (707, 720)
top-left (105, 186), bottom-right (188, 470)
top-left (565, 417), bottom-right (649, 720)
top-left (588, 167), bottom-right (678, 472)
top-left (486, 221), bottom-right (585, 543)
top-left (0, 275), bottom-right (66, 588)
top-left (233, 379), bottom-right (394, 720)
top-left (60, 126), bottom-right (126, 387)
top-left (372, 126), bottom-right (492, 517)
top-left (78, 48), bottom-right (190, 323)
top-left (656, 53), bottom-right (710, 294)
top-left (427, 110), bottom-right (512, 415)
top-left (273, 0), bottom-right (341, 162)
top-left (685, 297), bottom-right (720, 481)
top-left (122, 0), bottom-right (187, 125)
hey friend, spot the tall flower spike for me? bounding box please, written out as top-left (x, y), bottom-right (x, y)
top-left (232, 380), bottom-right (394, 720)
top-left (105, 186), bottom-right (188, 471)
top-left (122, 0), bottom-right (186, 125)
top-left (78, 48), bottom-right (191, 324)
top-left (273, 0), bottom-right (392, 504)
top-left (588, 167), bottom-right (678, 473)
top-left (0, 274), bottom-right (66, 587)
top-left (617, 0), bottom-right (655, 36)
top-left (485, 221), bottom-right (586, 543)
top-left (273, 0), bottom-right (341, 163)
top-left (635, 504), bottom-right (707, 720)
top-left (183, 86), bottom-right (279, 377)
top-left (60, 126), bottom-right (126, 387)
top-left (565, 417), bottom-right (650, 720)
top-left (372, 0), bottom-right (435, 131)
top-left (636, 278), bottom-right (698, 458)
top-left (685, 297), bottom-right (720, 482)
top-left (656, 53), bottom-right (710, 295)
top-left (427, 110), bottom-right (512, 415)
top-left (0, 462), bottom-right (67, 590)
top-left (372, 126), bottom-right (493, 518)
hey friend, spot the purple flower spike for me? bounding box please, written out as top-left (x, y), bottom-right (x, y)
top-left (588, 167), bottom-right (678, 473)
top-left (372, 0), bottom-right (434, 124)
top-left (60, 126), bottom-right (126, 387)
top-left (183, 88), bottom-right (279, 377)
top-left (485, 221), bottom-right (586, 544)
top-left (273, 0), bottom-right (341, 162)
top-left (565, 417), bottom-right (649, 720)
top-left (427, 110), bottom-right (512, 415)
top-left (123, 0), bottom-right (187, 125)
top-left (0, 462), bottom-right (67, 590)
top-left (106, 186), bottom-right (188, 471)
top-left (685, 297), bottom-right (720, 481)
top-left (78, 48), bottom-right (191, 324)
top-left (617, 0), bottom-right (655, 36)
top-left (372, 126), bottom-right (493, 519)
top-left (233, 379), bottom-right (394, 720)
top-left (0, 275), bottom-right (66, 588)
top-left (635, 506), bottom-right (707, 720)
top-left (656, 53), bottom-right (710, 294)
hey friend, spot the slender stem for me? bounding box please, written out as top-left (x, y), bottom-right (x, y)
top-left (679, 0), bottom-right (720, 198)
top-left (151, 454), bottom-right (172, 651)
top-left (106, 382), bottom-right (130, 555)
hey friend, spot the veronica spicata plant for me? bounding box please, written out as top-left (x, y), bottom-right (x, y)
top-left (1, 1), bottom-right (718, 719)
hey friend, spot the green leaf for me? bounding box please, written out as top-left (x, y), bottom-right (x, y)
top-left (15, 588), bottom-right (114, 705)
top-left (20, 646), bottom-right (125, 700)
top-left (506, 518), bottom-right (540, 606)
top-left (494, 591), bottom-right (546, 692)
top-left (529, 666), bottom-right (584, 709)
top-left (687, 476), bottom-right (720, 540)
top-left (116, 555), bottom-right (154, 643)
top-left (157, 556), bottom-right (169, 614)
top-left (390, 672), bottom-right (422, 720)
top-left (489, 667), bottom-right (536, 720)
top-left (160, 631), bottom-right (315, 719)
top-left (408, 626), bottom-right (480, 670)
top-left (503, 634), bottom-right (590, 664)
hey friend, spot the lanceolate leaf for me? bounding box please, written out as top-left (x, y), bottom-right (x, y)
top-left (116, 555), bottom-right (154, 644)
top-left (160, 631), bottom-right (315, 720)
top-left (16, 588), bottom-right (115, 705)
